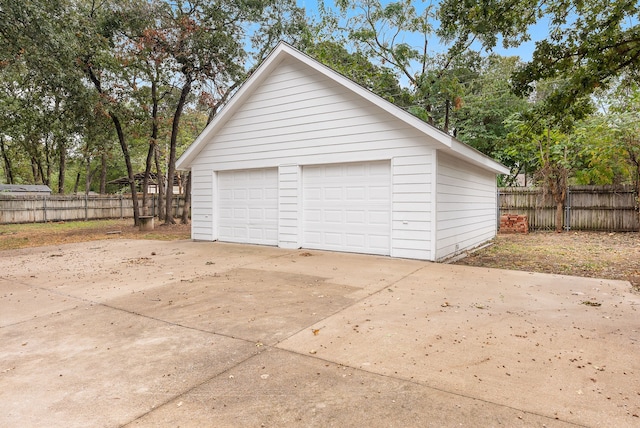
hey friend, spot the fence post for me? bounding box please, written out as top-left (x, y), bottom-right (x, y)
top-left (496, 188), bottom-right (500, 231)
top-left (42, 196), bottom-right (47, 223)
top-left (152, 193), bottom-right (155, 218)
top-left (120, 194), bottom-right (123, 219)
top-left (84, 194), bottom-right (88, 221)
top-left (564, 187), bottom-right (571, 231)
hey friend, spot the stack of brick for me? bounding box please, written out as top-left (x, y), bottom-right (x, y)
top-left (499, 214), bottom-right (529, 234)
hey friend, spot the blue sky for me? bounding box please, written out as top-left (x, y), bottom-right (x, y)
top-left (295, 0), bottom-right (549, 62)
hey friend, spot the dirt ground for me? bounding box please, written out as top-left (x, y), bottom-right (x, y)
top-left (0, 219), bottom-right (190, 250)
top-left (455, 231), bottom-right (640, 290)
top-left (1, 220), bottom-right (638, 290)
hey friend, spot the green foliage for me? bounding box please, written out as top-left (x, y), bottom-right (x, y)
top-left (438, 0), bottom-right (640, 119)
top-left (0, 0), bottom-right (308, 194)
top-left (304, 41), bottom-right (409, 105)
top-left (453, 55), bottom-right (530, 158)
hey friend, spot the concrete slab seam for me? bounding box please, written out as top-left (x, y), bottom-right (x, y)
top-left (121, 348), bottom-right (268, 427)
top-left (270, 345), bottom-right (586, 427)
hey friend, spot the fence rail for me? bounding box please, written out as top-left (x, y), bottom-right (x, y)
top-left (0, 194), bottom-right (186, 224)
top-left (499, 185), bottom-right (639, 232)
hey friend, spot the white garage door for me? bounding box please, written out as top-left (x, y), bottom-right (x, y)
top-left (218, 168), bottom-right (278, 245)
top-left (303, 161), bottom-right (390, 255)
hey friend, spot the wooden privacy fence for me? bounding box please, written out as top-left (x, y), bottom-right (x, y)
top-left (499, 185), bottom-right (639, 232)
top-left (0, 194), bottom-right (186, 224)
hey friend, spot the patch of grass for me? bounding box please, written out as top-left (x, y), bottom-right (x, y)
top-left (0, 219), bottom-right (126, 234)
top-left (0, 219), bottom-right (190, 251)
top-left (455, 231), bottom-right (640, 289)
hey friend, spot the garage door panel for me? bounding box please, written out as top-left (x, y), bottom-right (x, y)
top-left (264, 207), bottom-right (278, 220)
top-left (324, 232), bottom-right (343, 245)
top-left (369, 235), bottom-right (389, 250)
top-left (218, 168), bottom-right (278, 245)
top-left (370, 186), bottom-right (390, 200)
top-left (347, 164), bottom-right (365, 175)
top-left (369, 162), bottom-right (389, 175)
top-left (369, 210), bottom-right (390, 225)
top-left (346, 210), bottom-right (365, 223)
top-left (346, 234), bottom-right (365, 247)
top-left (346, 186), bottom-right (365, 200)
top-left (303, 161), bottom-right (390, 256)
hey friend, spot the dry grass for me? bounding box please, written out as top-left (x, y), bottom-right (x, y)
top-left (454, 231), bottom-right (640, 290)
top-left (0, 219), bottom-right (190, 251)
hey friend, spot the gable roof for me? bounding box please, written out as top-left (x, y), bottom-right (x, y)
top-left (177, 42), bottom-right (509, 175)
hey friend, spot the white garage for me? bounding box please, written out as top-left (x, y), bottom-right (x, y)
top-left (177, 42), bottom-right (508, 261)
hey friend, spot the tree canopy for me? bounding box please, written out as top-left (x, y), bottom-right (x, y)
top-left (439, 0), bottom-right (640, 116)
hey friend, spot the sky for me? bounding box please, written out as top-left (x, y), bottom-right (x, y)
top-left (295, 0), bottom-right (549, 62)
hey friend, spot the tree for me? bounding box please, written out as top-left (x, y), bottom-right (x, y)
top-left (438, 0), bottom-right (640, 117)
top-left (0, 0), bottom-right (99, 191)
top-left (574, 80), bottom-right (640, 224)
top-left (129, 0), bottom-right (307, 224)
top-left (505, 114), bottom-right (576, 232)
top-left (324, 0), bottom-right (483, 129)
top-left (451, 55), bottom-right (530, 158)
top-left (303, 40), bottom-right (409, 106)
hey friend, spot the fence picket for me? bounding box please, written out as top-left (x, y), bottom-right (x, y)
top-left (499, 185), bottom-right (639, 231)
top-left (0, 194), bottom-right (187, 224)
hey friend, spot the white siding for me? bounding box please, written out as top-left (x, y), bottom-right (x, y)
top-left (436, 152), bottom-right (497, 260)
top-left (185, 54), bottom-right (500, 261)
top-left (190, 165), bottom-right (214, 241)
top-left (390, 154), bottom-right (434, 260)
top-left (278, 164), bottom-right (301, 249)
top-left (190, 57), bottom-right (437, 172)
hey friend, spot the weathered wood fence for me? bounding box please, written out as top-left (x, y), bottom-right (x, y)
top-left (499, 185), bottom-right (639, 231)
top-left (0, 194), bottom-right (186, 224)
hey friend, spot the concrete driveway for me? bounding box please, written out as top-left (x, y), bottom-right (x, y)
top-left (1, 239), bottom-right (638, 427)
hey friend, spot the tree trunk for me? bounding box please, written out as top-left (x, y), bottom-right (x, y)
top-left (444, 99), bottom-right (450, 133)
top-left (141, 144), bottom-right (154, 216)
top-left (426, 104), bottom-right (434, 126)
top-left (30, 156), bottom-right (41, 184)
top-left (112, 114), bottom-right (140, 225)
top-left (44, 136), bottom-right (52, 186)
top-left (0, 136), bottom-right (14, 184)
top-left (165, 78), bottom-right (192, 225)
top-left (99, 152), bottom-right (107, 194)
top-left (57, 139), bottom-right (66, 194)
top-left (85, 63), bottom-right (140, 225)
top-left (142, 79), bottom-right (160, 217)
top-left (181, 171), bottom-right (191, 225)
top-left (85, 158), bottom-right (92, 194)
top-left (154, 143), bottom-right (165, 221)
top-left (73, 171), bottom-right (80, 194)
top-left (555, 200), bottom-right (564, 233)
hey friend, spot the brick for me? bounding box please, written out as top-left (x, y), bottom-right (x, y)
top-left (499, 214), bottom-right (529, 234)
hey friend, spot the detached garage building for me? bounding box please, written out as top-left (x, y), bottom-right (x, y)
top-left (176, 42), bottom-right (508, 261)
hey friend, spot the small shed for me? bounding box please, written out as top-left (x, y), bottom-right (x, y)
top-left (0, 184), bottom-right (52, 196)
top-left (177, 42), bottom-right (508, 261)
